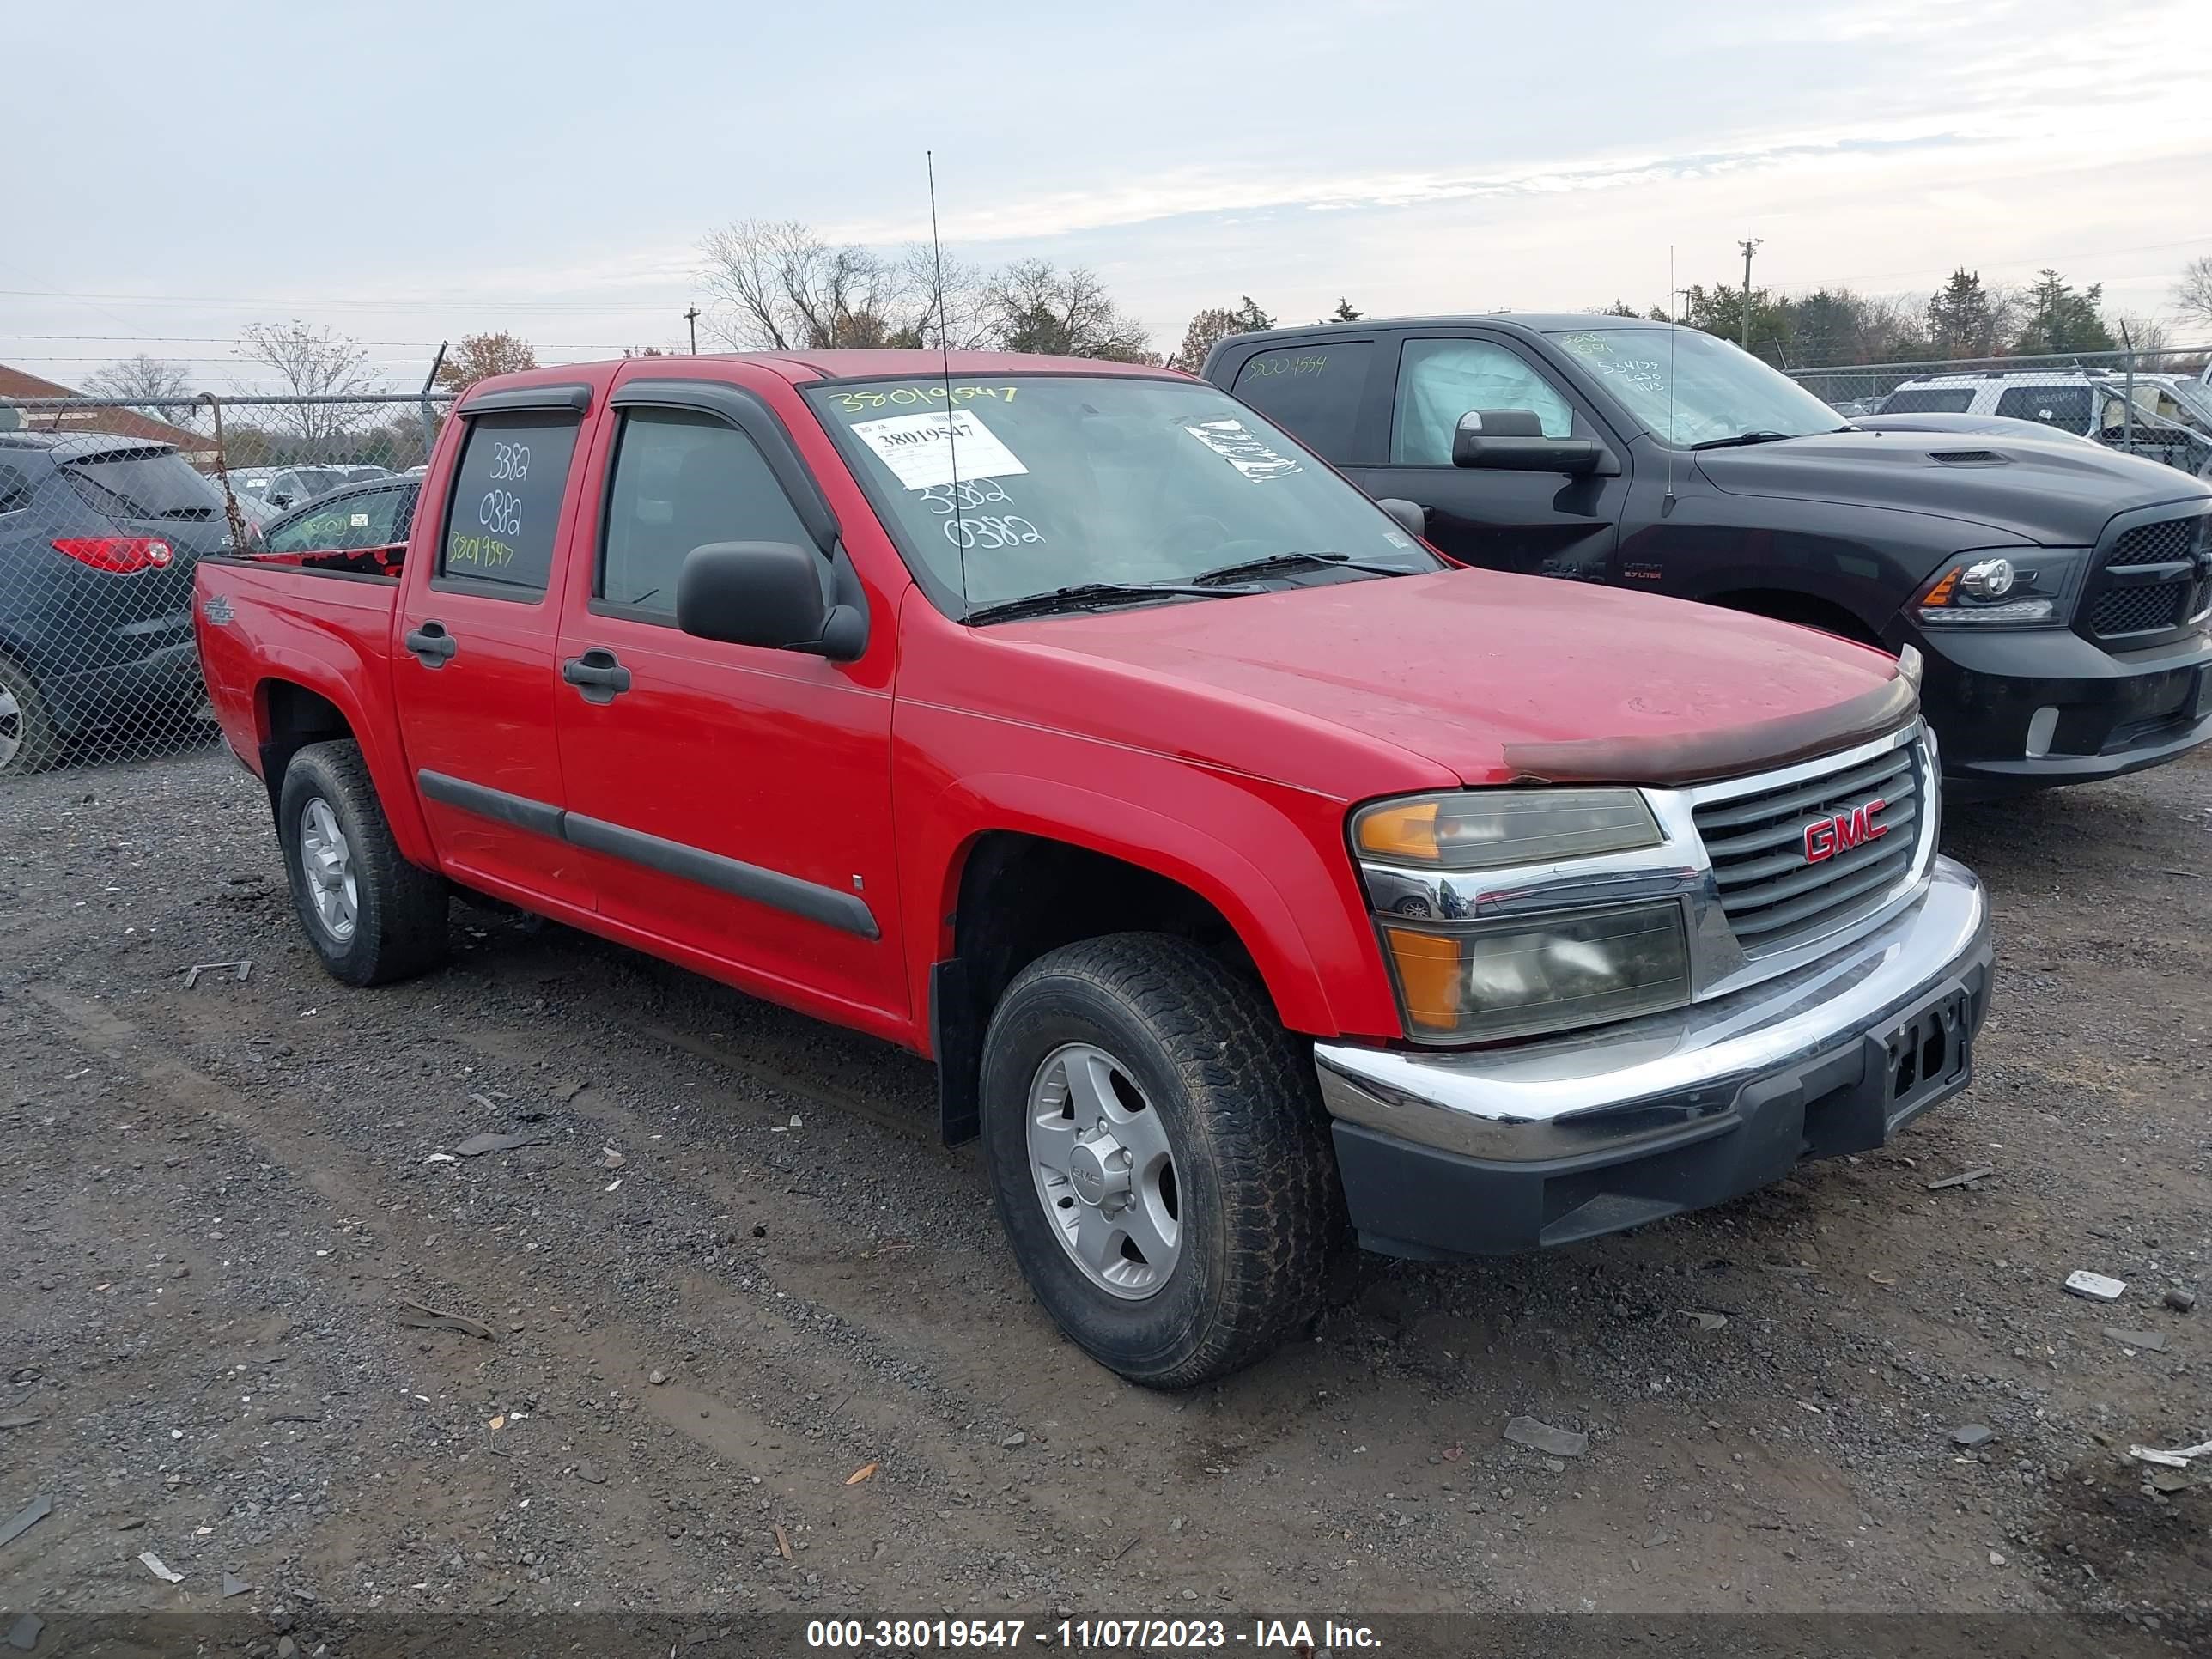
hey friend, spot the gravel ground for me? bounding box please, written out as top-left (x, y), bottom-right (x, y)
top-left (1, 744), bottom-right (2206, 1645)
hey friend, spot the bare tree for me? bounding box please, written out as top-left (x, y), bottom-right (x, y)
top-left (434, 331), bottom-right (538, 392)
top-left (83, 354), bottom-right (198, 424)
top-left (234, 321), bottom-right (376, 447)
top-left (2114, 316), bottom-right (2172, 356)
top-left (698, 219), bottom-right (908, 350)
top-left (891, 244), bottom-right (996, 349)
top-left (988, 260), bottom-right (1151, 361)
top-left (1170, 298), bottom-right (1273, 372)
top-left (2174, 256), bottom-right (2212, 331)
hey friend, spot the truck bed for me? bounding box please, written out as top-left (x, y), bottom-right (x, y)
top-left (194, 556), bottom-right (400, 785)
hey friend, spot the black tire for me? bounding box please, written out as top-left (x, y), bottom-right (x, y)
top-left (0, 652), bottom-right (61, 775)
top-left (980, 933), bottom-right (1342, 1388)
top-left (278, 740), bottom-right (449, 987)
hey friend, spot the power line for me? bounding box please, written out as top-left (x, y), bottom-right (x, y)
top-left (0, 288), bottom-right (684, 313)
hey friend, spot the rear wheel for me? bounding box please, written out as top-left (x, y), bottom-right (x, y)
top-left (980, 933), bottom-right (1341, 1388)
top-left (278, 740), bottom-right (449, 986)
top-left (0, 653), bottom-right (60, 774)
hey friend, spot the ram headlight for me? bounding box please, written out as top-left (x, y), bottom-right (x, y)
top-left (1916, 547), bottom-right (2088, 627)
top-left (1382, 901), bottom-right (1692, 1042)
top-left (1353, 788), bottom-right (1661, 869)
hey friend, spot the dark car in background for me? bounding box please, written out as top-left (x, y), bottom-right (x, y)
top-left (0, 432), bottom-right (234, 771)
top-left (253, 474), bottom-right (419, 574)
top-left (1205, 315), bottom-right (2212, 796)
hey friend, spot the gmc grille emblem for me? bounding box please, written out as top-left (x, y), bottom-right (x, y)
top-left (1804, 799), bottom-right (1888, 864)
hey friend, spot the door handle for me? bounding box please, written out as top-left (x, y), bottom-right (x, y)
top-left (404, 622), bottom-right (458, 668)
top-left (562, 647), bottom-right (633, 704)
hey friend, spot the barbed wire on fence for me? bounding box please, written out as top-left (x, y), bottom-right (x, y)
top-left (0, 392), bottom-right (456, 776)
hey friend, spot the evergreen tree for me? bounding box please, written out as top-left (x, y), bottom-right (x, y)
top-left (2013, 270), bottom-right (2114, 354)
top-left (1924, 270), bottom-right (1999, 357)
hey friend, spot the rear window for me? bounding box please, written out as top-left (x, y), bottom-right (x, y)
top-left (64, 448), bottom-right (222, 520)
top-left (1878, 387), bottom-right (1975, 414)
top-left (437, 412), bottom-right (581, 596)
top-left (1994, 384), bottom-right (2093, 431)
top-left (1230, 341), bottom-right (1373, 459)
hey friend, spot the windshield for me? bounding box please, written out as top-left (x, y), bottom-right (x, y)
top-left (1548, 326), bottom-right (1844, 447)
top-left (807, 375), bottom-right (1441, 611)
top-left (1879, 386), bottom-right (1977, 415)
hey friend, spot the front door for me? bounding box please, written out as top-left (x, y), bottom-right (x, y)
top-left (551, 382), bottom-right (907, 1030)
top-left (393, 398), bottom-right (594, 910)
top-left (1350, 332), bottom-right (1631, 583)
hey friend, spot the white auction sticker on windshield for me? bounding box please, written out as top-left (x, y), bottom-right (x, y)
top-left (852, 410), bottom-right (1029, 492)
top-left (1182, 417), bottom-right (1304, 483)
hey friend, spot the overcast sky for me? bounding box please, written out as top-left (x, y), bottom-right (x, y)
top-left (9, 0), bottom-right (2211, 389)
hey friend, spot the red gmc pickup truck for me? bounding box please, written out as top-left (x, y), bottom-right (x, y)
top-left (195, 350), bottom-right (1993, 1387)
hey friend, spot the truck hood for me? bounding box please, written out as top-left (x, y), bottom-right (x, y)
top-left (994, 569), bottom-right (1908, 789)
top-left (1693, 428), bottom-right (2210, 545)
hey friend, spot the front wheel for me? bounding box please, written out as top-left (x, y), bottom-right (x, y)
top-left (0, 653), bottom-right (60, 774)
top-left (980, 933), bottom-right (1342, 1388)
top-left (278, 740), bottom-right (449, 986)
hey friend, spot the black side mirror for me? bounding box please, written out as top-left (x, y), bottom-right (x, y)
top-left (676, 541), bottom-right (866, 660)
top-left (1452, 409), bottom-right (1601, 475)
top-left (1375, 498), bottom-right (1427, 539)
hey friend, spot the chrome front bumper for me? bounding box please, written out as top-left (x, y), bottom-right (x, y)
top-left (1315, 857), bottom-right (1991, 1164)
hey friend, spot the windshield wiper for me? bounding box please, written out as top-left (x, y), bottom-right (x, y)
top-left (1688, 428), bottom-right (1853, 451)
top-left (963, 580), bottom-right (1258, 626)
top-left (1187, 550), bottom-right (1416, 586)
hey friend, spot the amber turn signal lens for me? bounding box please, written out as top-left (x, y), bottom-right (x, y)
top-left (1358, 801), bottom-right (1441, 862)
top-left (1921, 568), bottom-right (1960, 608)
top-left (1382, 927), bottom-right (1463, 1030)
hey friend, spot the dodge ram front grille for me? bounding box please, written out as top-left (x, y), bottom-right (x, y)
top-left (2090, 582), bottom-right (2191, 637)
top-left (1692, 738), bottom-right (1924, 957)
top-left (2087, 513), bottom-right (2211, 642)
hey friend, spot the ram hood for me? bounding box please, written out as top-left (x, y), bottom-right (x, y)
top-left (990, 569), bottom-right (1910, 790)
top-left (1694, 428), bottom-right (2211, 546)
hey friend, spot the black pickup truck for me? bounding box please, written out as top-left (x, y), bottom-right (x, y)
top-left (1205, 315), bottom-right (2212, 796)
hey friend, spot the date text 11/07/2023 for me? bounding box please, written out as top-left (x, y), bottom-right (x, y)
top-left (803, 1617), bottom-right (1382, 1650)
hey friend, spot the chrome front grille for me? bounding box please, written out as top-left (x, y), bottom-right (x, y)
top-left (1692, 737), bottom-right (1923, 957)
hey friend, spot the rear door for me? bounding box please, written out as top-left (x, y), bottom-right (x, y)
top-left (1224, 337), bottom-right (1382, 464)
top-left (1347, 331), bottom-right (1631, 581)
top-left (392, 383), bottom-right (597, 910)
top-left (550, 372), bottom-right (906, 1026)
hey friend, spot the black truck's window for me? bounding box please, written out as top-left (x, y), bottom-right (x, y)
top-left (1393, 338), bottom-right (1580, 463)
top-left (270, 486), bottom-right (405, 554)
top-left (438, 413), bottom-right (580, 595)
top-left (598, 409), bottom-right (811, 619)
top-left (1231, 341), bottom-right (1371, 459)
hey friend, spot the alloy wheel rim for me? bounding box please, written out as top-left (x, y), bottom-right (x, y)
top-left (1026, 1042), bottom-right (1182, 1300)
top-left (0, 684), bottom-right (21, 770)
top-left (299, 797), bottom-right (359, 943)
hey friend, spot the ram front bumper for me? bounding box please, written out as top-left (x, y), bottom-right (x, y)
top-left (1311, 857), bottom-right (1992, 1259)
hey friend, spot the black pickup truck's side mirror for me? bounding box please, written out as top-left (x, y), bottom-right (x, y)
top-left (1452, 409), bottom-right (1603, 475)
top-left (676, 541), bottom-right (867, 661)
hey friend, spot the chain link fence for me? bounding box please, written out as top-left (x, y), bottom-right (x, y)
top-left (0, 391), bottom-right (453, 778)
top-left (1786, 346), bottom-right (2212, 478)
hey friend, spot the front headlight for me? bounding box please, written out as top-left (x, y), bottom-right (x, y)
top-left (1381, 900), bottom-right (1692, 1042)
top-left (1353, 787), bottom-right (1661, 869)
top-left (1915, 546), bottom-right (2088, 627)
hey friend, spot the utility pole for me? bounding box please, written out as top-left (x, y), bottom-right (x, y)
top-left (684, 306), bottom-right (700, 354)
top-left (1737, 239), bottom-right (1762, 350)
